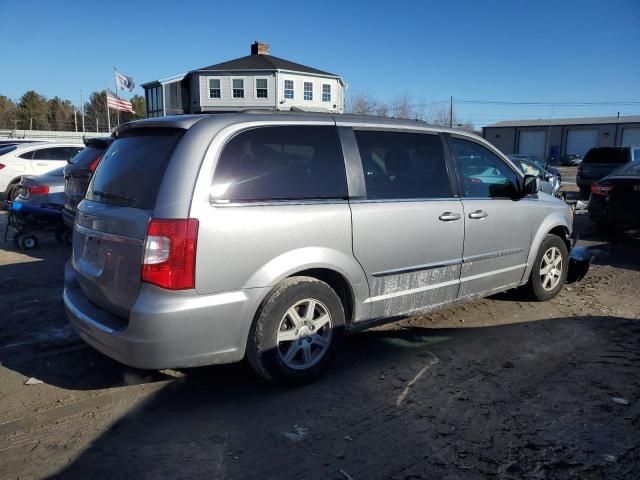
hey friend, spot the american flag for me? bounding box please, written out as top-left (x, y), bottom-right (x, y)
top-left (106, 89), bottom-right (135, 114)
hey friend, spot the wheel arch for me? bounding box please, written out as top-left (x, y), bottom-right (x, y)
top-left (521, 213), bottom-right (572, 284)
top-left (289, 268), bottom-right (355, 326)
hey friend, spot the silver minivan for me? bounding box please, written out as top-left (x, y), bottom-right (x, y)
top-left (64, 113), bottom-right (574, 383)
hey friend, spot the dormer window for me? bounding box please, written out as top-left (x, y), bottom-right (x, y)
top-left (256, 79), bottom-right (268, 98)
top-left (322, 84), bottom-right (331, 102)
top-left (304, 82), bottom-right (313, 101)
top-left (209, 79), bottom-right (221, 99)
top-left (233, 79), bottom-right (244, 98)
top-left (284, 79), bottom-right (294, 99)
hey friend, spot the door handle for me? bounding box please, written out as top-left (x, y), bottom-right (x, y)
top-left (469, 210), bottom-right (488, 219)
top-left (36, 163), bottom-right (48, 167)
top-left (439, 212), bottom-right (461, 221)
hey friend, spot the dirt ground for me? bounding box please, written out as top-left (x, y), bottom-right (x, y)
top-left (1, 176), bottom-right (639, 479)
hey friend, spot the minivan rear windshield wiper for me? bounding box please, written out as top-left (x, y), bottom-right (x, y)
top-left (91, 190), bottom-right (137, 206)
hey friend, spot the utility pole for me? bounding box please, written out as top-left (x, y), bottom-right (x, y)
top-left (30, 117), bottom-right (33, 131)
top-left (80, 89), bottom-right (86, 133)
top-left (96, 118), bottom-right (99, 133)
top-left (74, 108), bottom-right (78, 132)
top-left (449, 96), bottom-right (453, 128)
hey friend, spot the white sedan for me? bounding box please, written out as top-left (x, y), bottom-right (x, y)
top-left (0, 142), bottom-right (83, 201)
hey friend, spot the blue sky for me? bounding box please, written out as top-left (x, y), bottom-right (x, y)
top-left (1, 0), bottom-right (638, 126)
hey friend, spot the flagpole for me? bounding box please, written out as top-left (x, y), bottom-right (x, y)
top-left (113, 67), bottom-right (120, 126)
top-left (105, 82), bottom-right (111, 132)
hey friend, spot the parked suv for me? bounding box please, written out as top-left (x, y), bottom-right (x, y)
top-left (577, 146), bottom-right (640, 199)
top-left (64, 113), bottom-right (574, 384)
top-left (62, 137), bottom-right (113, 227)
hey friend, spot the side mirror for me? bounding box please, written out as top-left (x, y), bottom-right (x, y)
top-left (522, 174), bottom-right (540, 195)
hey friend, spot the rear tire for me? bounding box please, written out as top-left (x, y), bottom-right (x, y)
top-left (18, 234), bottom-right (38, 250)
top-left (524, 234), bottom-right (568, 301)
top-left (247, 276), bottom-right (345, 385)
top-left (7, 183), bottom-right (20, 202)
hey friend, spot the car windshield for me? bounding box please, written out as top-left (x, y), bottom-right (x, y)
top-left (69, 145), bottom-right (105, 167)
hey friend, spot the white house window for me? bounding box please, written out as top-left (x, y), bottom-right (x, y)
top-left (256, 79), bottom-right (268, 98)
top-left (284, 79), bottom-right (294, 99)
top-left (233, 79), bottom-right (244, 98)
top-left (322, 84), bottom-right (331, 102)
top-left (209, 79), bottom-right (220, 99)
top-left (304, 82), bottom-right (313, 101)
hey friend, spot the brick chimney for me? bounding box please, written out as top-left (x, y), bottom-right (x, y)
top-left (251, 41), bottom-right (270, 55)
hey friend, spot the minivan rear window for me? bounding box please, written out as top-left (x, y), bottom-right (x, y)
top-left (582, 147), bottom-right (629, 164)
top-left (86, 128), bottom-right (183, 209)
top-left (212, 126), bottom-right (347, 202)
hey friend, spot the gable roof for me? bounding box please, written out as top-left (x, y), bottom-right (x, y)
top-left (195, 54), bottom-right (340, 77)
top-left (486, 115), bottom-right (640, 128)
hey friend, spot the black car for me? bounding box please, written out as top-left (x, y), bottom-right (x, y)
top-left (577, 146), bottom-right (640, 199)
top-left (62, 137), bottom-right (113, 227)
top-left (588, 161), bottom-right (640, 230)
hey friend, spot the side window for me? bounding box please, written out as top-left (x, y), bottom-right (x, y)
top-left (48, 147), bottom-right (79, 161)
top-left (19, 151), bottom-right (34, 160)
top-left (451, 138), bottom-right (519, 198)
top-left (354, 130), bottom-right (453, 200)
top-left (32, 148), bottom-right (52, 160)
top-left (212, 126), bottom-right (347, 202)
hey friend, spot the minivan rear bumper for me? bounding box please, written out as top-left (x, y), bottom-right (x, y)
top-left (64, 261), bottom-right (269, 370)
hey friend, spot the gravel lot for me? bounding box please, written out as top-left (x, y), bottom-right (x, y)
top-left (1, 181), bottom-right (639, 479)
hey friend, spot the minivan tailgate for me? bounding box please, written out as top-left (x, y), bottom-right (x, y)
top-left (72, 202), bottom-right (150, 319)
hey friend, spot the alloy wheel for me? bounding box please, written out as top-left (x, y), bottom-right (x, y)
top-left (539, 246), bottom-right (563, 291)
top-left (277, 298), bottom-right (333, 370)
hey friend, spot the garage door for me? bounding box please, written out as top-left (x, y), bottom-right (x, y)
top-left (566, 129), bottom-right (598, 156)
top-left (621, 127), bottom-right (640, 146)
top-left (518, 130), bottom-right (547, 162)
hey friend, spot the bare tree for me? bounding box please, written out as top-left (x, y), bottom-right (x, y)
top-left (346, 93), bottom-right (378, 115)
top-left (389, 92), bottom-right (415, 119)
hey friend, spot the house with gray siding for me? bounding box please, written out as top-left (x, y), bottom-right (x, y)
top-left (483, 116), bottom-right (640, 164)
top-left (142, 42), bottom-right (345, 117)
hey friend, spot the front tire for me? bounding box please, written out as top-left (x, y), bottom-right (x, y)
top-left (524, 234), bottom-right (568, 301)
top-left (247, 276), bottom-right (345, 385)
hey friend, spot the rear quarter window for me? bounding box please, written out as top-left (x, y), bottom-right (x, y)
top-left (212, 125), bottom-right (347, 202)
top-left (86, 128), bottom-right (184, 209)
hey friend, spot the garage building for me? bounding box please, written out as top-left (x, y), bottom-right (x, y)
top-left (482, 115), bottom-right (640, 164)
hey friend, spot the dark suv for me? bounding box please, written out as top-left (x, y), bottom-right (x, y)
top-left (577, 146), bottom-right (640, 199)
top-left (62, 137), bottom-right (113, 226)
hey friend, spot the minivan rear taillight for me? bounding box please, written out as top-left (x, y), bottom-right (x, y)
top-left (142, 218), bottom-right (199, 290)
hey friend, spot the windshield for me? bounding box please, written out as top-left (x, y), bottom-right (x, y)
top-left (69, 145), bottom-right (105, 168)
top-left (86, 128), bottom-right (184, 209)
